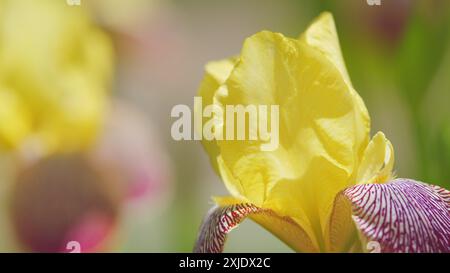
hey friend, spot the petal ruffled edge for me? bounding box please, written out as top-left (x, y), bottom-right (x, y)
top-left (341, 178), bottom-right (450, 253)
top-left (196, 58), bottom-right (237, 173)
top-left (193, 196), bottom-right (318, 253)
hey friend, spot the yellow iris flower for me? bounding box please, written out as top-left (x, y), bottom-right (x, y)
top-left (194, 13), bottom-right (450, 253)
top-left (0, 0), bottom-right (114, 155)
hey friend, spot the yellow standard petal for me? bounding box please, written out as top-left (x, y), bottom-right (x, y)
top-left (197, 12), bottom-right (395, 252)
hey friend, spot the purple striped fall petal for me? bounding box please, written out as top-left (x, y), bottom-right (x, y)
top-left (193, 198), bottom-right (318, 253)
top-left (343, 178), bottom-right (450, 253)
top-left (194, 203), bottom-right (259, 253)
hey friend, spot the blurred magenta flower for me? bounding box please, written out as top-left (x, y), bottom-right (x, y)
top-left (10, 155), bottom-right (121, 252)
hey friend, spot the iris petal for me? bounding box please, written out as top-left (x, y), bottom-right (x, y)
top-left (194, 197), bottom-right (318, 253)
top-left (356, 131), bottom-right (395, 184)
top-left (343, 178), bottom-right (450, 252)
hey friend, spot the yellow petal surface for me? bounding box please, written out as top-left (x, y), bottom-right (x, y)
top-left (197, 58), bottom-right (237, 173)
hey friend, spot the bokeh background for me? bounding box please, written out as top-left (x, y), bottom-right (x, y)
top-left (0, 0), bottom-right (449, 252)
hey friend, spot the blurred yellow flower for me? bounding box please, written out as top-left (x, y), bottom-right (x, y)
top-left (196, 12), bottom-right (395, 252)
top-left (0, 0), bottom-right (114, 155)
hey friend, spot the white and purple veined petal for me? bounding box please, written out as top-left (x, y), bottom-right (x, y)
top-left (343, 178), bottom-right (450, 253)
